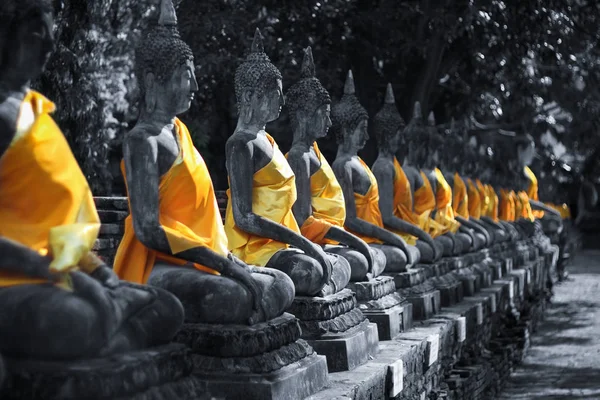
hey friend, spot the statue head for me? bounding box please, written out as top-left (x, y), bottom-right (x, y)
top-left (135, 0), bottom-right (197, 116)
top-left (516, 133), bottom-right (535, 166)
top-left (0, 0), bottom-right (54, 88)
top-left (403, 102), bottom-right (428, 166)
top-left (285, 46), bottom-right (331, 140)
top-left (373, 83), bottom-right (404, 154)
top-left (235, 28), bottom-right (284, 125)
top-left (331, 70), bottom-right (369, 151)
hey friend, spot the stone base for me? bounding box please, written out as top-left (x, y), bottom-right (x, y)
top-left (363, 302), bottom-right (413, 340)
top-left (0, 344), bottom-right (204, 400)
top-left (194, 353), bottom-right (328, 400)
top-left (402, 289), bottom-right (441, 320)
top-left (437, 280), bottom-right (464, 307)
top-left (308, 320), bottom-right (379, 372)
top-left (288, 289), bottom-right (367, 339)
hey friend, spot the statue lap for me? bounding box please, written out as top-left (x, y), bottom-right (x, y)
top-left (369, 243), bottom-right (408, 272)
top-left (266, 249), bottom-right (351, 297)
top-left (148, 262), bottom-right (294, 324)
top-left (325, 245), bottom-right (386, 281)
top-left (0, 273), bottom-right (183, 360)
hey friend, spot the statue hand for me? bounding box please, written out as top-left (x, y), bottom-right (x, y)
top-left (306, 243), bottom-right (333, 287)
top-left (224, 255), bottom-right (264, 325)
top-left (90, 265), bottom-right (120, 289)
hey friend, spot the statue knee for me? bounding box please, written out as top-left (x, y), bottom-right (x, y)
top-left (287, 253), bottom-right (325, 296)
top-left (475, 232), bottom-right (487, 249)
top-left (416, 240), bottom-right (434, 263)
top-left (406, 245), bottom-right (421, 265)
top-left (456, 233), bottom-right (472, 253)
top-left (436, 236), bottom-right (454, 257)
top-left (250, 267), bottom-right (295, 318)
top-left (335, 248), bottom-right (369, 281)
top-left (369, 247), bottom-right (387, 278)
top-left (381, 246), bottom-right (408, 272)
top-left (137, 286), bottom-right (184, 344)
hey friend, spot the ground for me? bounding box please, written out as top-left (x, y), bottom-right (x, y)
top-left (498, 250), bottom-right (600, 399)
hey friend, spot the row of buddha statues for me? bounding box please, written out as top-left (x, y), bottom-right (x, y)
top-left (0, 0), bottom-right (567, 397)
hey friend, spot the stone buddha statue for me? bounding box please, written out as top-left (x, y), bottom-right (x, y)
top-left (0, 0), bottom-right (183, 360)
top-left (285, 47), bottom-right (386, 282)
top-left (331, 71), bottom-right (421, 272)
top-left (113, 1), bottom-right (295, 326)
top-left (224, 30), bottom-right (351, 297)
top-left (370, 83), bottom-right (443, 263)
top-left (400, 102), bottom-right (462, 256)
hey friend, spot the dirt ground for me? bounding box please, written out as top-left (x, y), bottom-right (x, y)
top-left (498, 250), bottom-right (600, 399)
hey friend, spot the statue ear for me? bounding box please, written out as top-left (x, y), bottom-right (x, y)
top-left (242, 89), bottom-right (253, 105)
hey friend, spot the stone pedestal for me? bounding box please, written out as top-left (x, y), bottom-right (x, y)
top-left (287, 289), bottom-right (379, 372)
top-left (399, 283), bottom-right (441, 320)
top-left (347, 276), bottom-right (411, 340)
top-left (0, 344), bottom-right (205, 400)
top-left (175, 313), bottom-right (328, 400)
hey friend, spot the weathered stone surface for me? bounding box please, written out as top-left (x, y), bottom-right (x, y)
top-left (94, 196), bottom-right (129, 211)
top-left (174, 313), bottom-right (301, 358)
top-left (196, 352), bottom-right (328, 400)
top-left (347, 276), bottom-right (398, 302)
top-left (288, 289), bottom-right (358, 321)
top-left (1, 344), bottom-right (200, 400)
top-left (299, 307), bottom-right (367, 339)
top-left (363, 303), bottom-right (409, 340)
top-left (308, 320), bottom-right (379, 372)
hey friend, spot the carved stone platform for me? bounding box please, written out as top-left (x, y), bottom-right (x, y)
top-left (430, 274), bottom-right (464, 307)
top-left (347, 276), bottom-right (410, 340)
top-left (174, 313), bottom-right (328, 400)
top-left (399, 282), bottom-right (441, 320)
top-left (287, 289), bottom-right (379, 372)
top-left (0, 344), bottom-right (206, 400)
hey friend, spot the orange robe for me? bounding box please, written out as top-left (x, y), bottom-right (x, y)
top-left (518, 191), bottom-right (535, 221)
top-left (391, 158), bottom-right (419, 245)
top-left (0, 91), bottom-right (101, 288)
top-left (486, 185), bottom-right (499, 222)
top-left (225, 134), bottom-right (300, 267)
top-left (524, 166), bottom-right (544, 219)
top-left (433, 168), bottom-right (461, 233)
top-left (476, 180), bottom-right (489, 218)
top-left (114, 118), bottom-right (228, 284)
top-left (289, 143), bottom-right (346, 245)
top-left (453, 173), bottom-right (469, 219)
top-left (467, 179), bottom-right (481, 219)
top-left (351, 158), bottom-right (384, 244)
top-left (414, 171), bottom-right (448, 237)
top-left (499, 189), bottom-right (515, 221)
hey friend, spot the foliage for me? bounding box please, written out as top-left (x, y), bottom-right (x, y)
top-left (38, 0), bottom-right (600, 196)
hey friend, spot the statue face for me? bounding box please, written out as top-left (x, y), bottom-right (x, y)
top-left (154, 59), bottom-right (198, 115)
top-left (8, 10), bottom-right (55, 84)
top-left (310, 104), bottom-right (332, 139)
top-left (518, 141), bottom-right (535, 166)
top-left (388, 129), bottom-right (402, 153)
top-left (253, 78), bottom-right (284, 123)
top-left (350, 119), bottom-right (369, 150)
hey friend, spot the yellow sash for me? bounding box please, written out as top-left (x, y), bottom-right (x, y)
top-left (433, 168), bottom-right (461, 234)
top-left (114, 119), bottom-right (227, 284)
top-left (453, 173), bottom-right (469, 219)
top-left (225, 134), bottom-right (300, 266)
top-left (524, 166), bottom-right (544, 219)
top-left (391, 158), bottom-right (418, 244)
top-left (0, 91), bottom-right (100, 288)
top-left (352, 158), bottom-right (384, 244)
top-left (476, 179), bottom-right (489, 218)
top-left (414, 171), bottom-right (447, 237)
top-left (486, 184), bottom-right (499, 222)
top-left (288, 142), bottom-right (346, 244)
top-left (518, 191), bottom-right (535, 221)
top-left (467, 179), bottom-right (481, 219)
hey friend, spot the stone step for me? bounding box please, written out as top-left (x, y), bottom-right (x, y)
top-left (94, 196), bottom-right (129, 211)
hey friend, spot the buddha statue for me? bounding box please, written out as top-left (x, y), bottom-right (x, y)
top-left (331, 71), bottom-right (421, 272)
top-left (285, 47), bottom-right (386, 282)
top-left (370, 83), bottom-right (443, 263)
top-left (113, 1), bottom-right (296, 326)
top-left (226, 33), bottom-right (376, 373)
top-left (224, 30), bottom-right (352, 297)
top-left (0, 0), bottom-right (183, 362)
top-left (400, 102), bottom-right (463, 256)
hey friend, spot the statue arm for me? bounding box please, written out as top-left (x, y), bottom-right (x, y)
top-left (480, 216), bottom-right (506, 230)
top-left (373, 162), bottom-right (437, 250)
top-left (0, 236), bottom-right (58, 280)
top-left (286, 150), bottom-right (313, 227)
top-left (530, 199), bottom-right (561, 218)
top-left (333, 160), bottom-right (411, 253)
top-left (457, 216), bottom-right (491, 244)
top-left (324, 227), bottom-right (374, 274)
